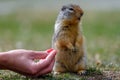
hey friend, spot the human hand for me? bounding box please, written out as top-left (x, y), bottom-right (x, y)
top-left (0, 49), bottom-right (56, 77)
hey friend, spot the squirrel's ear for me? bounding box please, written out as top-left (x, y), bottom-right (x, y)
top-left (81, 12), bottom-right (84, 16)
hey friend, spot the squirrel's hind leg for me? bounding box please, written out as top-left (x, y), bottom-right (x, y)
top-left (75, 56), bottom-right (87, 75)
top-left (53, 62), bottom-right (66, 76)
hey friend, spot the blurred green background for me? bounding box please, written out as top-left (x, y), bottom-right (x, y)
top-left (0, 0), bottom-right (120, 73)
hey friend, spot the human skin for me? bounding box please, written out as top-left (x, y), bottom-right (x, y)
top-left (0, 49), bottom-right (56, 77)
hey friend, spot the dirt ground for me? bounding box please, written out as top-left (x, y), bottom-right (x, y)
top-left (77, 71), bottom-right (120, 80)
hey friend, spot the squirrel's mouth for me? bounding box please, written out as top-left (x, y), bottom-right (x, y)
top-left (62, 12), bottom-right (73, 19)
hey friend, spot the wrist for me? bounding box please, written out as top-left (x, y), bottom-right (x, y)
top-left (0, 52), bottom-right (9, 67)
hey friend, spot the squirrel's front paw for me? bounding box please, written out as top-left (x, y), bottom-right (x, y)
top-left (77, 70), bottom-right (86, 75)
top-left (71, 47), bottom-right (78, 52)
top-left (53, 71), bottom-right (61, 77)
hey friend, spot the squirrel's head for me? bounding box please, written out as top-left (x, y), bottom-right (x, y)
top-left (56, 4), bottom-right (83, 23)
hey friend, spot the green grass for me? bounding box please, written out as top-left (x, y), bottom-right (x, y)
top-left (0, 10), bottom-right (120, 79)
top-left (82, 11), bottom-right (120, 69)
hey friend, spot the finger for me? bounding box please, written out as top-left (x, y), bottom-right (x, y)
top-left (45, 50), bottom-right (56, 61)
top-left (35, 59), bottom-right (55, 76)
top-left (35, 50), bottom-right (56, 71)
top-left (31, 51), bottom-right (48, 59)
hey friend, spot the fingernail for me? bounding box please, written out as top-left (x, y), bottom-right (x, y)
top-left (46, 48), bottom-right (54, 53)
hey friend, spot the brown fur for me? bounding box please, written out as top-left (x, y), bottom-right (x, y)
top-left (52, 4), bottom-right (87, 75)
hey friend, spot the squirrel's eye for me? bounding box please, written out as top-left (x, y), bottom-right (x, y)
top-left (61, 6), bottom-right (66, 11)
top-left (69, 8), bottom-right (73, 11)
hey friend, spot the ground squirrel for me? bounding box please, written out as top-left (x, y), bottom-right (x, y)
top-left (52, 4), bottom-right (87, 75)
